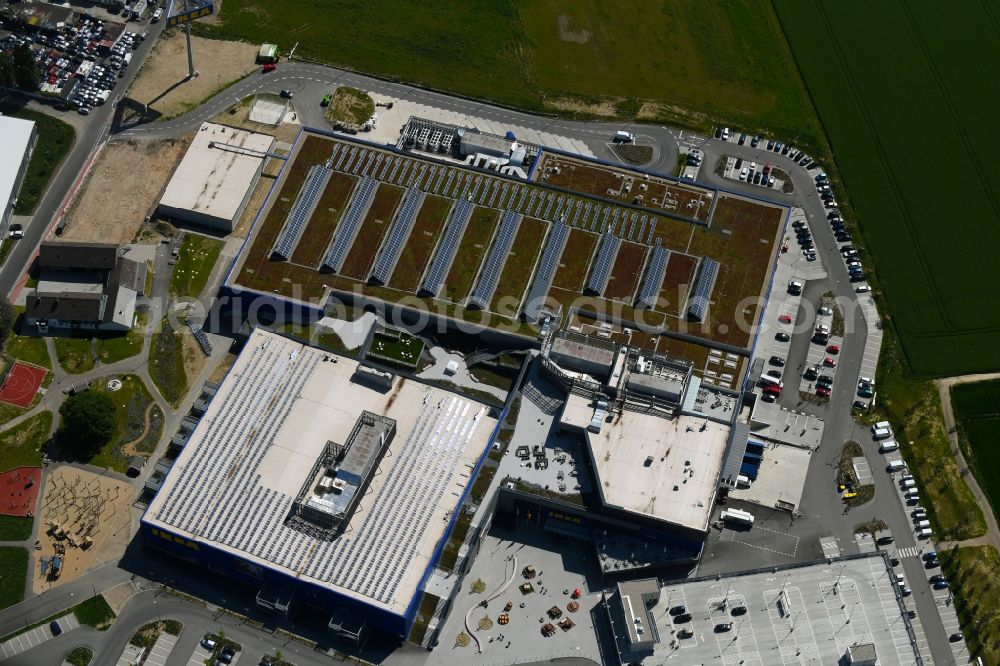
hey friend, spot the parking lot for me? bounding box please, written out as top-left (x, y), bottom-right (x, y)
top-left (0, 613), bottom-right (78, 660)
top-left (0, 5), bottom-right (146, 115)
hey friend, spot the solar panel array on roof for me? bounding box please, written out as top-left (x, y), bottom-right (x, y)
top-left (468, 211), bottom-right (521, 309)
top-left (321, 177), bottom-right (378, 273)
top-left (369, 188), bottom-right (426, 285)
top-left (585, 233), bottom-right (620, 296)
top-left (421, 199), bottom-right (473, 297)
top-left (687, 257), bottom-right (720, 322)
top-left (637, 246), bottom-right (670, 308)
top-left (522, 221), bottom-right (569, 322)
top-left (271, 166), bottom-right (332, 260)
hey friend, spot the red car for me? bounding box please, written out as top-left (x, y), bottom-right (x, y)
top-left (262, 63), bottom-right (277, 73)
top-left (778, 314), bottom-right (792, 324)
top-left (823, 356), bottom-right (838, 367)
top-left (826, 344), bottom-right (841, 354)
top-left (816, 386), bottom-right (831, 397)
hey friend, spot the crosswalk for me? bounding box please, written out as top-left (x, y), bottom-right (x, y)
top-left (894, 546), bottom-right (922, 559)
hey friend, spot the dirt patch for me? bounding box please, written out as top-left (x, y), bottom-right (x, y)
top-left (557, 15), bottom-right (591, 44)
top-left (231, 178), bottom-right (272, 238)
top-left (208, 353), bottom-right (237, 384)
top-left (181, 328), bottom-right (209, 390)
top-left (543, 97), bottom-right (618, 118)
top-left (60, 137), bottom-right (191, 244)
top-left (34, 467), bottom-right (135, 594)
top-left (127, 31), bottom-right (258, 119)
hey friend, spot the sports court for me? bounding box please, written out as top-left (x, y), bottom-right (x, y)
top-left (0, 467), bottom-right (43, 517)
top-left (0, 362), bottom-right (46, 408)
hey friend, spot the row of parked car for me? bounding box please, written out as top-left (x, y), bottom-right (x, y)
top-left (790, 219), bottom-right (817, 261)
top-left (717, 127), bottom-right (820, 170)
top-left (69, 30), bottom-right (143, 114)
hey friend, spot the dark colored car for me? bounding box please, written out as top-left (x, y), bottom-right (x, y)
top-left (767, 369), bottom-right (782, 379)
top-left (804, 368), bottom-right (818, 381)
top-left (929, 574), bottom-right (947, 584)
top-left (769, 356), bottom-right (785, 367)
top-left (714, 623), bottom-right (732, 633)
top-left (50, 621), bottom-right (62, 636)
top-left (751, 136), bottom-right (760, 147)
top-left (890, 557), bottom-right (900, 567)
top-left (674, 613), bottom-right (692, 624)
top-left (279, 89), bottom-right (293, 98)
top-left (775, 332), bottom-right (790, 342)
top-left (792, 220), bottom-right (806, 228)
top-left (677, 628), bottom-right (694, 639)
top-left (767, 140), bottom-right (775, 150)
top-left (731, 606), bottom-right (747, 616)
top-left (876, 535), bottom-right (894, 545)
top-left (922, 551), bottom-right (938, 561)
top-left (950, 632), bottom-right (964, 642)
top-left (933, 580), bottom-right (950, 590)
top-left (669, 605), bottom-right (687, 616)
top-left (853, 400), bottom-right (869, 409)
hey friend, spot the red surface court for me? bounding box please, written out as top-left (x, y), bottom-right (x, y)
top-left (0, 362), bottom-right (46, 408)
top-left (0, 467), bottom-right (42, 517)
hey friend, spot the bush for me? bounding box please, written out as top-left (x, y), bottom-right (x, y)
top-left (66, 646), bottom-right (93, 666)
top-left (57, 391), bottom-right (116, 459)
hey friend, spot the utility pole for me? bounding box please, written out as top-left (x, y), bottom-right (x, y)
top-left (185, 21), bottom-right (197, 79)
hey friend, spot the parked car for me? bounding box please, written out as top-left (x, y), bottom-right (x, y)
top-left (262, 63), bottom-right (277, 72)
top-left (778, 314), bottom-right (792, 324)
top-left (766, 369), bottom-right (782, 379)
top-left (950, 632), bottom-right (964, 642)
top-left (279, 89), bottom-right (293, 98)
top-left (823, 357), bottom-right (837, 367)
top-left (677, 628), bottom-right (694, 639)
top-left (8, 223), bottom-right (23, 238)
top-left (933, 580), bottom-right (950, 590)
top-left (714, 623), bottom-right (732, 633)
top-left (769, 356), bottom-right (785, 367)
top-left (775, 332), bottom-right (790, 342)
top-left (826, 345), bottom-right (840, 354)
top-left (816, 386), bottom-right (831, 398)
top-left (751, 136), bottom-right (760, 147)
top-left (50, 621), bottom-right (62, 636)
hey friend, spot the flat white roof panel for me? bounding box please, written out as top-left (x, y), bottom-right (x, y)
top-left (158, 122), bottom-right (273, 223)
top-left (0, 116), bottom-right (35, 218)
top-left (145, 329), bottom-right (497, 615)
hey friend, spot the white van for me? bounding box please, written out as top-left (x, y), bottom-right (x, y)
top-left (887, 459), bottom-right (907, 472)
top-left (918, 527), bottom-right (933, 538)
top-left (916, 520), bottom-right (930, 529)
top-left (615, 130), bottom-right (634, 143)
top-left (736, 475), bottom-right (752, 489)
top-left (872, 427), bottom-right (892, 440)
top-left (879, 440), bottom-right (899, 453)
top-left (905, 489), bottom-right (920, 500)
top-left (873, 421), bottom-right (891, 432)
top-left (900, 479), bottom-right (916, 489)
top-left (760, 376), bottom-right (783, 389)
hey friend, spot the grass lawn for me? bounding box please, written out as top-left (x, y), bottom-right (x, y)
top-left (149, 319), bottom-right (187, 407)
top-left (0, 411), bottom-right (52, 471)
top-left (443, 207), bottom-right (498, 303)
top-left (71, 594), bottom-right (115, 629)
top-left (489, 217), bottom-right (547, 315)
top-left (0, 105), bottom-right (76, 215)
top-left (4, 335), bottom-right (52, 370)
top-left (0, 515), bottom-right (33, 541)
top-left (170, 234), bottom-right (224, 298)
top-left (85, 375), bottom-right (160, 473)
top-left (195, 1), bottom-right (822, 148)
top-left (388, 195), bottom-right (452, 292)
top-left (940, 545), bottom-right (1000, 664)
top-left (0, 547), bottom-right (28, 610)
top-left (54, 336), bottom-right (95, 375)
top-left (870, 331), bottom-right (985, 542)
top-left (774, 0), bottom-right (1000, 376)
top-left (367, 331), bottom-right (424, 369)
top-left (95, 330), bottom-right (144, 364)
top-left (952, 379), bottom-right (1000, 524)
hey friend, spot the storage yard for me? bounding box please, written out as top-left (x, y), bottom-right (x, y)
top-left (228, 131), bottom-right (785, 356)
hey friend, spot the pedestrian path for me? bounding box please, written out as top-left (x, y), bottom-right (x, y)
top-left (894, 546), bottom-right (921, 559)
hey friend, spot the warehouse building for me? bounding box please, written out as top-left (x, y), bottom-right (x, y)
top-left (0, 115), bottom-right (38, 234)
top-left (157, 122), bottom-right (275, 232)
top-left (142, 329), bottom-right (500, 638)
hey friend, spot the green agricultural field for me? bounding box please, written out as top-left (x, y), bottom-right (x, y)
top-left (773, 0), bottom-right (1000, 377)
top-left (194, 1), bottom-right (822, 146)
top-left (953, 379), bottom-right (1000, 519)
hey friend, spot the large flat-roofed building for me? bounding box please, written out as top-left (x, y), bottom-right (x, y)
top-left (0, 115), bottom-right (38, 233)
top-left (560, 392), bottom-right (727, 533)
top-left (157, 122), bottom-right (274, 231)
top-left (605, 553), bottom-right (926, 665)
top-left (142, 329), bottom-right (499, 637)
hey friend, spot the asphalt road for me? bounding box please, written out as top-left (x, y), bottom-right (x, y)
top-left (0, 35), bottom-right (961, 665)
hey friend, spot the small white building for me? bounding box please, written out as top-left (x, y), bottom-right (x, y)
top-left (158, 122), bottom-right (275, 232)
top-left (0, 115), bottom-right (38, 233)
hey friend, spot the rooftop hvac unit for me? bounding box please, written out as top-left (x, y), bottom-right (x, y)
top-left (332, 478), bottom-right (348, 494)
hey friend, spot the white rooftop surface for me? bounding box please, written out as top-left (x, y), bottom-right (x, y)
top-left (145, 329), bottom-right (497, 615)
top-left (0, 115), bottom-right (35, 216)
top-left (562, 392), bottom-right (727, 532)
top-left (729, 442), bottom-right (811, 510)
top-left (158, 122), bottom-right (273, 221)
top-left (619, 554), bottom-right (923, 665)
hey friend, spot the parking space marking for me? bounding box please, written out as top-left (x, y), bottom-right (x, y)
top-left (763, 586), bottom-right (819, 664)
top-left (725, 525), bottom-right (800, 558)
top-left (853, 458), bottom-right (872, 485)
top-left (863, 558), bottom-right (924, 665)
top-left (187, 645), bottom-right (212, 666)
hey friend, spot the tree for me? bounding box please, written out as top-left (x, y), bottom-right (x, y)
top-left (57, 391), bottom-right (116, 459)
top-left (11, 44), bottom-right (39, 92)
top-left (0, 300), bottom-right (14, 347)
top-left (0, 52), bottom-right (15, 88)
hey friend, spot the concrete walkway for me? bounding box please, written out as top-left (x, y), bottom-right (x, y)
top-left (934, 371), bottom-right (1000, 554)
